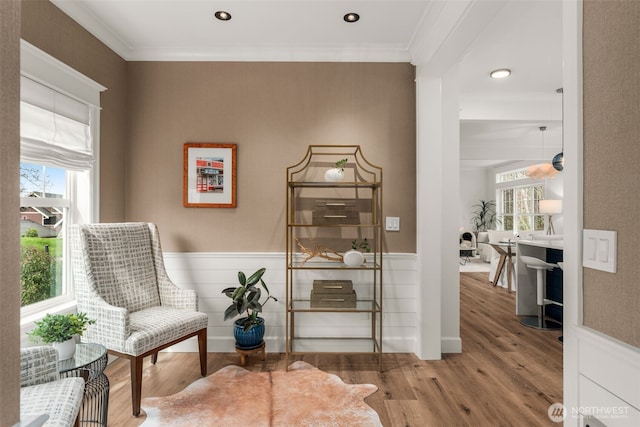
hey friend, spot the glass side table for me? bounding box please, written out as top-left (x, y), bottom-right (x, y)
top-left (59, 343), bottom-right (109, 426)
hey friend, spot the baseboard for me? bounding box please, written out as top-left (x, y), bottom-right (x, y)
top-left (164, 335), bottom-right (417, 354)
top-left (441, 336), bottom-right (462, 353)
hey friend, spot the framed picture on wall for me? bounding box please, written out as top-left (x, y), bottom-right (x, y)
top-left (183, 142), bottom-right (237, 208)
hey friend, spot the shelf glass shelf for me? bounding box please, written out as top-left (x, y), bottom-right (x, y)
top-left (288, 181), bottom-right (381, 189)
top-left (288, 223), bottom-right (380, 227)
top-left (286, 145), bottom-right (383, 370)
top-left (288, 261), bottom-right (381, 270)
top-left (289, 299), bottom-right (381, 312)
top-left (289, 337), bottom-right (381, 354)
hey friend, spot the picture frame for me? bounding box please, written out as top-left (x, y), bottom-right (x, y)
top-left (183, 142), bottom-right (237, 208)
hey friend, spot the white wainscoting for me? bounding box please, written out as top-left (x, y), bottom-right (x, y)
top-left (574, 326), bottom-right (640, 426)
top-left (162, 252), bottom-right (418, 354)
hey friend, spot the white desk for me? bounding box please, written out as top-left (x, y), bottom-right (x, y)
top-left (515, 239), bottom-right (564, 316)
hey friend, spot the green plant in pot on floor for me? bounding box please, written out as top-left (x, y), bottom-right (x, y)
top-left (28, 312), bottom-right (96, 360)
top-left (470, 199), bottom-right (501, 234)
top-left (222, 267), bottom-right (278, 349)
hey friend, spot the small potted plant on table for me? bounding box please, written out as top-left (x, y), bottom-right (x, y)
top-left (28, 312), bottom-right (96, 360)
top-left (342, 238), bottom-right (371, 267)
top-left (324, 158), bottom-right (348, 182)
top-left (221, 268), bottom-right (278, 349)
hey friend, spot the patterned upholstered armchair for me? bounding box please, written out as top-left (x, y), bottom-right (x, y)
top-left (69, 222), bottom-right (208, 417)
top-left (20, 346), bottom-right (85, 427)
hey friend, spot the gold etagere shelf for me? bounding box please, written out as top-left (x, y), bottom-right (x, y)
top-left (285, 145), bottom-right (383, 370)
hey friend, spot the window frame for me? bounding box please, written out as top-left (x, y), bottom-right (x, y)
top-left (19, 40), bottom-right (105, 322)
top-left (495, 167), bottom-right (546, 235)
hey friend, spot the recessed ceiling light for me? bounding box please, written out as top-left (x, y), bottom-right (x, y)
top-left (214, 11), bottom-right (232, 21)
top-left (490, 68), bottom-right (511, 79)
top-left (344, 13), bottom-right (360, 23)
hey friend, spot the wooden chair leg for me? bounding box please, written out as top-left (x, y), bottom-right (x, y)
top-left (151, 352), bottom-right (158, 364)
top-left (130, 356), bottom-right (144, 417)
top-left (198, 328), bottom-right (208, 376)
top-left (493, 254), bottom-right (507, 286)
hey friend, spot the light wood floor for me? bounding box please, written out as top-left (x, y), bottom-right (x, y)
top-left (104, 272), bottom-right (563, 426)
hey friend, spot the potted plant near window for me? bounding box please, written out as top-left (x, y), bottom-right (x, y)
top-left (471, 200), bottom-right (500, 234)
top-left (221, 268), bottom-right (278, 349)
top-left (28, 312), bottom-right (96, 360)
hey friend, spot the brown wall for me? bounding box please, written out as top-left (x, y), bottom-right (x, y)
top-left (583, 0), bottom-right (640, 348)
top-left (0, 1), bottom-right (21, 423)
top-left (127, 62), bottom-right (417, 252)
top-left (19, 2), bottom-right (417, 253)
top-left (21, 0), bottom-right (128, 222)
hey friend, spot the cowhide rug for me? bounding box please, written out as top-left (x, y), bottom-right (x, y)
top-left (140, 360), bottom-right (382, 427)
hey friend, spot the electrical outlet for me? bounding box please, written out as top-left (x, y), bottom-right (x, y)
top-left (386, 217), bottom-right (400, 231)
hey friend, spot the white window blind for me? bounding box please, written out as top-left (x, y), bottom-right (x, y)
top-left (20, 76), bottom-right (95, 171)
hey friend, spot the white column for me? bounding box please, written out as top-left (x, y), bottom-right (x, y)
top-left (562, 0), bottom-right (584, 424)
top-left (441, 66), bottom-right (462, 354)
top-left (415, 64), bottom-right (461, 359)
top-left (410, 0), bottom-right (505, 360)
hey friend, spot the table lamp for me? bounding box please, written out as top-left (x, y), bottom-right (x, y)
top-left (539, 199), bottom-right (562, 235)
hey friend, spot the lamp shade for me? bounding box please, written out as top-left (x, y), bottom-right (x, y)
top-left (539, 199), bottom-right (562, 214)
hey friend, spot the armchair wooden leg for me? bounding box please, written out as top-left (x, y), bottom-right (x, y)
top-left (198, 328), bottom-right (207, 376)
top-left (151, 352), bottom-right (158, 364)
top-left (130, 356), bottom-right (144, 417)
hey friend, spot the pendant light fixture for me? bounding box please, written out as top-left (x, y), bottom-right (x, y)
top-left (552, 87), bottom-right (564, 171)
top-left (526, 126), bottom-right (559, 179)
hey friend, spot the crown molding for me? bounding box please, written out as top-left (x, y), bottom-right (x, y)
top-left (127, 45), bottom-right (412, 62)
top-left (51, 0), bottom-right (133, 60)
top-left (51, 0), bottom-right (412, 63)
top-left (410, 0), bottom-right (506, 72)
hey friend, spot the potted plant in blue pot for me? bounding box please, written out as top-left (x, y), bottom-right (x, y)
top-left (222, 268), bottom-right (277, 349)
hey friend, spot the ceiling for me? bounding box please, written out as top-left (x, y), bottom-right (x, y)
top-left (458, 0), bottom-right (563, 168)
top-left (51, 0), bottom-right (563, 168)
top-left (51, 0), bottom-right (433, 62)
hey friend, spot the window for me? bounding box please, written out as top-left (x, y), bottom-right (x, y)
top-left (496, 167), bottom-right (545, 234)
top-left (20, 164), bottom-right (68, 306)
top-left (20, 40), bottom-right (105, 314)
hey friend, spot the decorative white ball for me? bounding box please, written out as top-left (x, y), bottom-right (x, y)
top-left (343, 250), bottom-right (364, 267)
top-left (324, 168), bottom-right (345, 182)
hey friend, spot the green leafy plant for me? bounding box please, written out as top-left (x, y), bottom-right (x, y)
top-left (471, 200), bottom-right (501, 232)
top-left (351, 238), bottom-right (371, 253)
top-left (24, 227), bottom-right (39, 238)
top-left (29, 312), bottom-right (96, 344)
top-left (334, 158), bottom-right (348, 171)
top-left (221, 268), bottom-right (278, 332)
top-left (20, 246), bottom-right (53, 306)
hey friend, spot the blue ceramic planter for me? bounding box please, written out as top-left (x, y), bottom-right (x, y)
top-left (234, 317), bottom-right (265, 349)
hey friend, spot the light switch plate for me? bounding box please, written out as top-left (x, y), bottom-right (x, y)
top-left (386, 217), bottom-right (400, 231)
top-left (583, 229), bottom-right (617, 273)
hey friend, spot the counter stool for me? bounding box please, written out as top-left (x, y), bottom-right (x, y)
top-left (520, 255), bottom-right (562, 330)
top-left (557, 262), bottom-right (564, 343)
